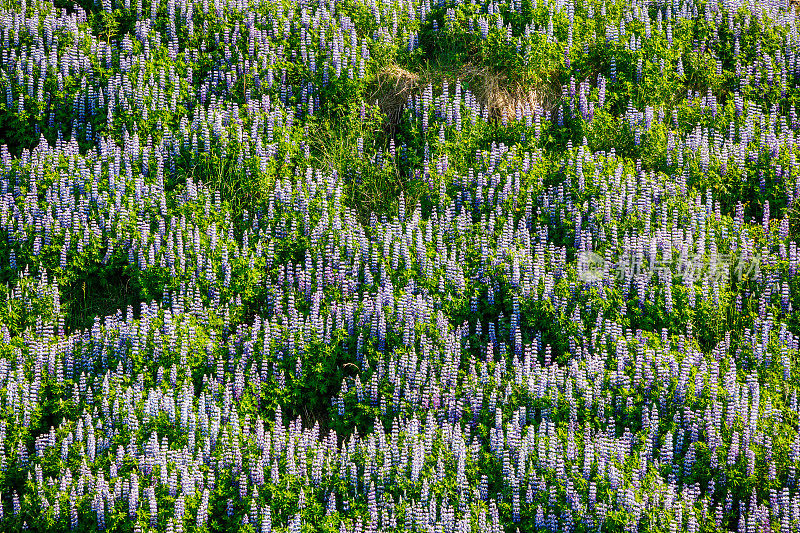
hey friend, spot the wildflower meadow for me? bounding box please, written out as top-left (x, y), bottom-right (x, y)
top-left (0, 0), bottom-right (799, 531)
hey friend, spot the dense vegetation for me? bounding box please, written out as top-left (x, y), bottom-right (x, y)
top-left (0, 0), bottom-right (799, 531)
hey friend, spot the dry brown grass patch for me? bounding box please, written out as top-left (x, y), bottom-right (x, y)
top-left (369, 62), bottom-right (561, 129)
top-left (369, 65), bottom-right (427, 126)
top-left (459, 64), bottom-right (560, 122)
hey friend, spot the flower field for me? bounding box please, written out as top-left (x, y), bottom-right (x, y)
top-left (0, 0), bottom-right (800, 531)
